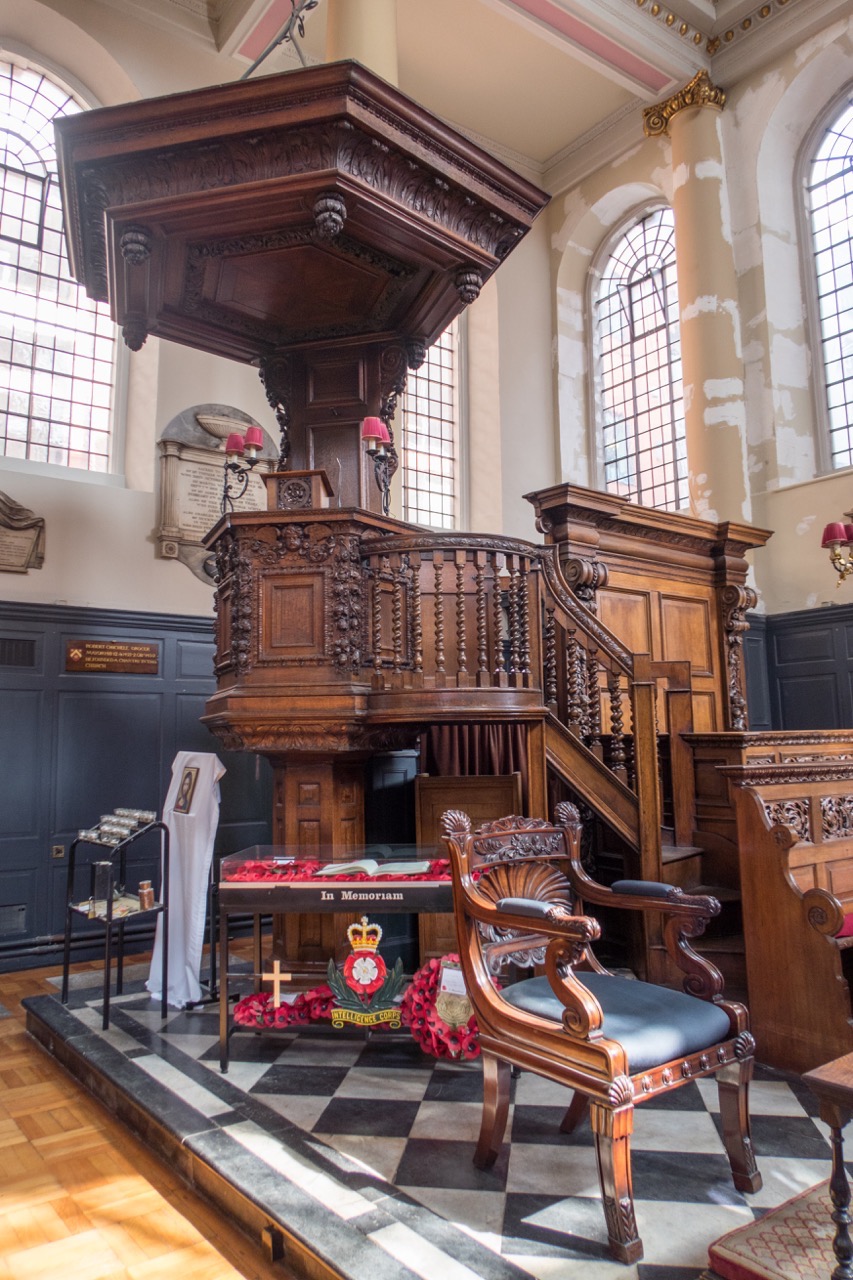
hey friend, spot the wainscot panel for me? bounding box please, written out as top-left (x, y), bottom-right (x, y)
top-left (0, 602), bottom-right (272, 970)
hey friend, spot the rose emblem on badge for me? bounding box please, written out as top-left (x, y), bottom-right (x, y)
top-left (343, 917), bottom-right (387, 995)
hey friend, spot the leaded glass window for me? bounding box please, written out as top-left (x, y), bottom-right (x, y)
top-left (0, 59), bottom-right (116, 470)
top-left (401, 323), bottom-right (458, 529)
top-left (593, 208), bottom-right (687, 510)
top-left (807, 95), bottom-right (853, 469)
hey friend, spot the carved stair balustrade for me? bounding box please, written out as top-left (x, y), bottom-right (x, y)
top-left (204, 508), bottom-right (701, 979)
top-left (205, 511), bottom-right (673, 893)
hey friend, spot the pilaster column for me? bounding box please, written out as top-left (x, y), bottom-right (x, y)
top-left (644, 71), bottom-right (749, 524)
top-left (326, 0), bottom-right (398, 84)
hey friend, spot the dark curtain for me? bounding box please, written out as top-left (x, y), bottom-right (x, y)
top-left (419, 722), bottom-right (529, 809)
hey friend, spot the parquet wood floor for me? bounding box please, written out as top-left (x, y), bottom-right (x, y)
top-left (0, 955), bottom-right (295, 1280)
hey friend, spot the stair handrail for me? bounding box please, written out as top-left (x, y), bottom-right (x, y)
top-left (538, 547), bottom-right (664, 881)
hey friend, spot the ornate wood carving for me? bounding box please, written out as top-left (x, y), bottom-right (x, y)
top-left (720, 584), bottom-right (756, 731)
top-left (763, 798), bottom-right (810, 841)
top-left (821, 795), bottom-right (853, 842)
top-left (563, 555), bottom-right (608, 612)
top-left (258, 353), bottom-right (293, 468)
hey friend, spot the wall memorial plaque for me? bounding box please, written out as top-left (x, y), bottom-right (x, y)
top-left (65, 640), bottom-right (160, 674)
top-left (0, 491), bottom-right (45, 573)
top-left (157, 403), bottom-right (275, 584)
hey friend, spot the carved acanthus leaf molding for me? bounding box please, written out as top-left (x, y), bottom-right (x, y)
top-left (721, 583), bottom-right (756, 732)
top-left (643, 70), bottom-right (726, 138)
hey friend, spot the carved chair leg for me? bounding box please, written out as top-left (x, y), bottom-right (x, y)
top-left (474, 1053), bottom-right (512, 1169)
top-left (560, 1091), bottom-right (590, 1134)
top-left (590, 1101), bottom-right (643, 1264)
top-left (716, 1058), bottom-right (762, 1194)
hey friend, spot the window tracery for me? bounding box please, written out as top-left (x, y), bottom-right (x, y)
top-left (0, 58), bottom-right (116, 470)
top-left (592, 208), bottom-right (687, 512)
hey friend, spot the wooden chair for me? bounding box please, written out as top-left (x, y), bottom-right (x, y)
top-left (441, 803), bottom-right (762, 1265)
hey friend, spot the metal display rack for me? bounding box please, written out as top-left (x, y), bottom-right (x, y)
top-left (60, 811), bottom-right (170, 1029)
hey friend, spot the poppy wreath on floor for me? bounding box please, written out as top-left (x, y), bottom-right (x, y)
top-left (401, 954), bottom-right (481, 1060)
top-left (232, 983), bottom-right (337, 1029)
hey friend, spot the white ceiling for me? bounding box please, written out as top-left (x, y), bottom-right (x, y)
top-left (107, 0), bottom-right (852, 189)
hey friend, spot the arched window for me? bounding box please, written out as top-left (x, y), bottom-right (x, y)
top-left (806, 92), bottom-right (853, 470)
top-left (400, 322), bottom-right (458, 529)
top-left (0, 58), bottom-right (116, 470)
top-left (592, 207), bottom-right (687, 511)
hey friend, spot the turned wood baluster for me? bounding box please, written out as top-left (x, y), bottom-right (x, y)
top-left (492, 552), bottom-right (506, 681)
top-left (372, 559), bottom-right (383, 682)
top-left (507, 558), bottom-right (521, 676)
top-left (455, 549), bottom-right (468, 685)
top-left (578, 643), bottom-right (590, 738)
top-left (608, 671), bottom-right (628, 781)
top-left (587, 647), bottom-right (603, 758)
top-left (566, 629), bottom-right (582, 737)
top-left (409, 552), bottom-right (423, 675)
top-left (475, 551), bottom-right (489, 686)
top-left (391, 553), bottom-right (403, 673)
top-left (518, 556), bottom-right (531, 678)
top-left (544, 607), bottom-right (557, 711)
top-left (434, 552), bottom-right (446, 680)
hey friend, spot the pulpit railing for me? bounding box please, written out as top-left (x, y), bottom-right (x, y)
top-left (208, 512), bottom-right (674, 877)
top-left (358, 532), bottom-right (665, 869)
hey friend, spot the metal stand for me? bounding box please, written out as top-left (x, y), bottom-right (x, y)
top-left (61, 820), bottom-right (170, 1029)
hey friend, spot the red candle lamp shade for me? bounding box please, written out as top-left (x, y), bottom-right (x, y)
top-left (822, 522), bottom-right (849, 549)
top-left (375, 420), bottom-right (392, 445)
top-left (243, 425), bottom-right (263, 459)
top-left (225, 432), bottom-right (245, 459)
top-left (361, 416), bottom-right (384, 447)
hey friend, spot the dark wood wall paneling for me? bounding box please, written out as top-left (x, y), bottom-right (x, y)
top-left (0, 602), bottom-right (272, 970)
top-left (745, 603), bottom-right (853, 731)
top-left (743, 614), bottom-right (772, 731)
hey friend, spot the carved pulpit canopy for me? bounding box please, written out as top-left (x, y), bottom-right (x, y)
top-left (54, 61), bottom-right (548, 365)
top-left (55, 61), bottom-right (548, 511)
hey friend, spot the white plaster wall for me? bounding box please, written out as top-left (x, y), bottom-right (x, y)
top-left (753, 470), bottom-right (853, 613)
top-left (548, 18), bottom-right (853, 616)
top-left (728, 16), bottom-right (853, 612)
top-left (495, 217), bottom-right (557, 541)
top-left (0, 1), bottom-right (286, 617)
top-left (0, 457), bottom-right (216, 613)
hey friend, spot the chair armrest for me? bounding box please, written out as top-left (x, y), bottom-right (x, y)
top-left (609, 879), bottom-right (721, 918)
top-left (465, 887), bottom-right (600, 945)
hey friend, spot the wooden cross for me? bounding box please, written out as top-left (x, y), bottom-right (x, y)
top-left (260, 960), bottom-right (291, 1007)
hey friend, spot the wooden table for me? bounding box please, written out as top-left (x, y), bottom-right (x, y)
top-left (217, 851), bottom-right (454, 1071)
top-left (803, 1053), bottom-right (853, 1280)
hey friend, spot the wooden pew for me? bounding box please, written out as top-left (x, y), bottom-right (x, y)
top-left (724, 763), bottom-right (853, 1073)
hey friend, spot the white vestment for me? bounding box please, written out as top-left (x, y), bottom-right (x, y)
top-left (147, 750), bottom-right (225, 1007)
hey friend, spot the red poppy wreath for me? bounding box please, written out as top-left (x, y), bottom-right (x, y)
top-left (400, 953), bottom-right (481, 1060)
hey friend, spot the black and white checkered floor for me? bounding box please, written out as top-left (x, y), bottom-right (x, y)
top-left (27, 970), bottom-right (838, 1280)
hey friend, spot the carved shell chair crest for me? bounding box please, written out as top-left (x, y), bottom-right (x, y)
top-left (439, 803), bottom-right (762, 1265)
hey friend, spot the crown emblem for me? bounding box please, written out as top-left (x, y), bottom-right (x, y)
top-left (347, 916), bottom-right (382, 953)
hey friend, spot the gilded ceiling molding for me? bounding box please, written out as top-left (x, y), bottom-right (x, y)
top-left (631, 0), bottom-right (793, 57)
top-left (705, 0), bottom-right (792, 56)
top-left (642, 69), bottom-right (726, 138)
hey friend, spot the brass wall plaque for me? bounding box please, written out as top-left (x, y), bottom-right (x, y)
top-left (65, 640), bottom-right (160, 675)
